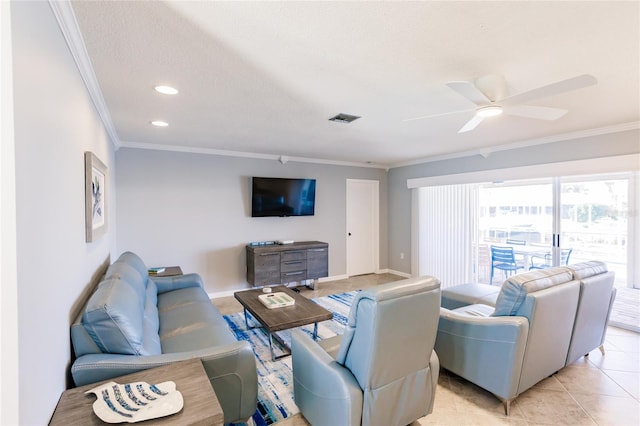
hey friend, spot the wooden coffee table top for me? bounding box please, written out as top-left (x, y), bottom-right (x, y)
top-left (234, 286), bottom-right (333, 332)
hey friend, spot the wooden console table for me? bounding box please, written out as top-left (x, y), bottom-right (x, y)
top-left (49, 359), bottom-right (223, 426)
top-left (246, 241), bottom-right (328, 289)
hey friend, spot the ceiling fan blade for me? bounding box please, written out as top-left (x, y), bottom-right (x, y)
top-left (500, 74), bottom-right (597, 106)
top-left (504, 104), bottom-right (568, 120)
top-left (402, 108), bottom-right (473, 122)
top-left (458, 115), bottom-right (484, 133)
top-left (446, 81), bottom-right (491, 106)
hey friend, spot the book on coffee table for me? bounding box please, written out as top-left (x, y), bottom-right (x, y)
top-left (258, 292), bottom-right (296, 309)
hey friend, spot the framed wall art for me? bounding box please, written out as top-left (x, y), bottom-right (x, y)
top-left (85, 152), bottom-right (107, 242)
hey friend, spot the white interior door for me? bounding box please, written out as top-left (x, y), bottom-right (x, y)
top-left (346, 179), bottom-right (379, 276)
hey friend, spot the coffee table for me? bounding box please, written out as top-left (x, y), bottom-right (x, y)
top-left (234, 286), bottom-right (333, 361)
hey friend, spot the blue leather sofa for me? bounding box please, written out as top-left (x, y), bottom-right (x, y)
top-left (70, 252), bottom-right (257, 424)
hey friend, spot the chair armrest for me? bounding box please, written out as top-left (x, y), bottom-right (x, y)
top-left (151, 273), bottom-right (203, 293)
top-left (291, 330), bottom-right (363, 426)
top-left (529, 254), bottom-right (546, 263)
top-left (71, 340), bottom-right (254, 385)
top-left (435, 308), bottom-right (529, 400)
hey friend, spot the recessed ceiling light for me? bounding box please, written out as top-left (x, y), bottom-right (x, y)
top-left (154, 85), bottom-right (179, 95)
top-left (151, 120), bottom-right (169, 127)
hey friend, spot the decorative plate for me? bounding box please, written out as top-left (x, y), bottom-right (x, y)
top-left (85, 380), bottom-right (183, 423)
top-left (258, 292), bottom-right (296, 309)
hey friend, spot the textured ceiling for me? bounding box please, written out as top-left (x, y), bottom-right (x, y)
top-left (70, 1), bottom-right (640, 166)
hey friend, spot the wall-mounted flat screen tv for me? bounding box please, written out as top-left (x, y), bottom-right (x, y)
top-left (251, 177), bottom-right (316, 217)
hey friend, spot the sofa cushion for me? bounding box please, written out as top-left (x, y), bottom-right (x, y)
top-left (441, 283), bottom-right (500, 310)
top-left (104, 261), bottom-right (146, 300)
top-left (158, 287), bottom-right (236, 353)
top-left (492, 267), bottom-right (573, 316)
top-left (568, 261), bottom-right (608, 280)
top-left (82, 278), bottom-right (159, 356)
top-left (452, 303), bottom-right (495, 318)
top-left (142, 279), bottom-right (162, 354)
top-left (113, 251), bottom-right (149, 283)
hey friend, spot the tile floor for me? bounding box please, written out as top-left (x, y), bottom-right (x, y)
top-left (212, 274), bottom-right (640, 426)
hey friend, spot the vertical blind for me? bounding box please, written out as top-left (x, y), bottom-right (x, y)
top-left (417, 184), bottom-right (478, 289)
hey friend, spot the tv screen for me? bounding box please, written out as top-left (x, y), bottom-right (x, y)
top-left (251, 177), bottom-right (316, 217)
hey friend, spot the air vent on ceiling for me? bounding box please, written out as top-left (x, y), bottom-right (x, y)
top-left (329, 113), bottom-right (361, 123)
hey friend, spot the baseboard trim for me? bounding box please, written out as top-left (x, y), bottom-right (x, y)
top-left (209, 274), bottom-right (350, 299)
top-left (208, 289), bottom-right (238, 300)
top-left (382, 269), bottom-right (412, 278)
top-left (318, 274), bottom-right (349, 283)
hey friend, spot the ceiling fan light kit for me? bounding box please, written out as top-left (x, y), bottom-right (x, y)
top-left (476, 105), bottom-right (503, 118)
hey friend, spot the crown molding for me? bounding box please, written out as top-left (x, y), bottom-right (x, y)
top-left (119, 140), bottom-right (388, 169)
top-left (390, 121), bottom-right (640, 169)
top-left (49, 0), bottom-right (121, 148)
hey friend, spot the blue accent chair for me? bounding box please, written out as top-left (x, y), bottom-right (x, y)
top-left (291, 276), bottom-right (441, 426)
top-left (490, 246), bottom-right (525, 284)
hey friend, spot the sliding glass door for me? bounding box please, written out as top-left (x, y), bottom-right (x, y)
top-left (476, 173), bottom-right (635, 287)
top-left (476, 179), bottom-right (554, 284)
top-left (560, 175), bottom-right (630, 287)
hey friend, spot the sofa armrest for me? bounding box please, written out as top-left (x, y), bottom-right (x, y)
top-left (71, 340), bottom-right (257, 424)
top-left (291, 330), bottom-right (363, 426)
top-left (151, 273), bottom-right (204, 294)
top-left (435, 307), bottom-right (529, 400)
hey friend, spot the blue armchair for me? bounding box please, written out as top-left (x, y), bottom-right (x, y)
top-left (291, 276), bottom-right (441, 426)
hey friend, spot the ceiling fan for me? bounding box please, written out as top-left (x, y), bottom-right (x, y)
top-left (404, 74), bottom-right (597, 133)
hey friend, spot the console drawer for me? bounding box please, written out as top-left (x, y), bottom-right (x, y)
top-left (282, 250), bottom-right (306, 262)
top-left (281, 259), bottom-right (307, 273)
top-left (281, 270), bottom-right (307, 283)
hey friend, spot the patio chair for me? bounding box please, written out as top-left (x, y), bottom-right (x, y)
top-left (490, 246), bottom-right (524, 284)
top-left (506, 239), bottom-right (526, 264)
top-left (529, 248), bottom-right (573, 270)
top-left (506, 239), bottom-right (526, 245)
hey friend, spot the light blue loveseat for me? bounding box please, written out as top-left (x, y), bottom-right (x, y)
top-left (435, 261), bottom-right (615, 415)
top-left (70, 252), bottom-right (257, 424)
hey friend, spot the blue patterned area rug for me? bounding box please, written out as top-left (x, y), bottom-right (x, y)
top-left (223, 291), bottom-right (356, 426)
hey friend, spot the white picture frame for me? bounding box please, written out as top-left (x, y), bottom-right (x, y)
top-left (85, 151), bottom-right (107, 242)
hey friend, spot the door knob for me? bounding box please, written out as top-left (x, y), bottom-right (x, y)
top-left (348, 232), bottom-right (352, 236)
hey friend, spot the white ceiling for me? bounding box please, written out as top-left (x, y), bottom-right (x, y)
top-left (69, 1), bottom-right (640, 167)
